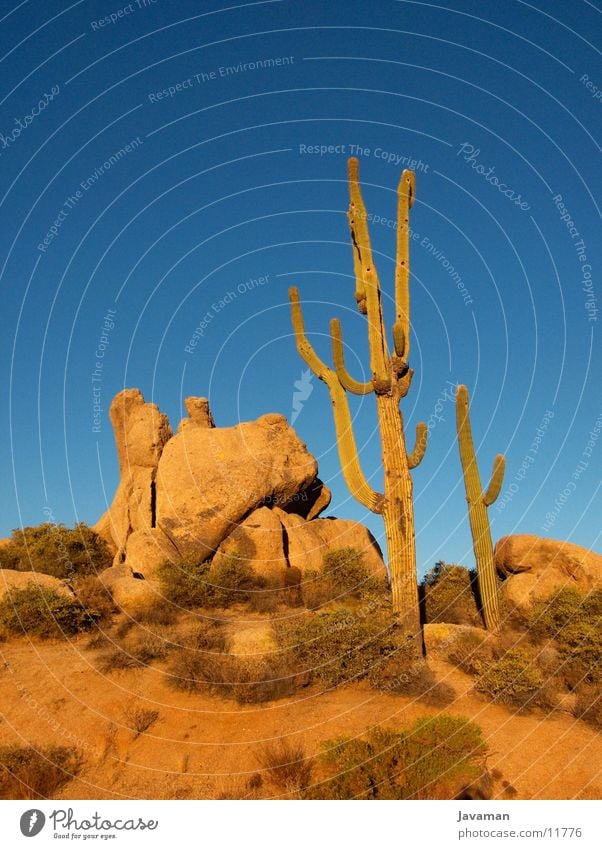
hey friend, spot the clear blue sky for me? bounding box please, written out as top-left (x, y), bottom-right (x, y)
top-left (1, 0), bottom-right (600, 576)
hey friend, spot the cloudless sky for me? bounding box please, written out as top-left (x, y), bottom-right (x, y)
top-left (0, 0), bottom-right (600, 576)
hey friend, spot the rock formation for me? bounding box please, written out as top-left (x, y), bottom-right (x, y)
top-left (94, 389), bottom-right (172, 560)
top-left (155, 411), bottom-right (318, 561)
top-left (212, 505), bottom-right (386, 581)
top-left (0, 568), bottom-right (73, 601)
top-left (95, 389), bottom-right (378, 610)
top-left (495, 534), bottom-right (601, 611)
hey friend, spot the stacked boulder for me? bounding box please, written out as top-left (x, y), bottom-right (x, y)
top-left (94, 390), bottom-right (386, 612)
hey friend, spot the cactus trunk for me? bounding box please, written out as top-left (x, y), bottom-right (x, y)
top-left (289, 158), bottom-right (426, 641)
top-left (378, 397), bottom-right (420, 634)
top-left (456, 385), bottom-right (505, 630)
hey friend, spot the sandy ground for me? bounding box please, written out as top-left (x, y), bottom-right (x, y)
top-left (0, 635), bottom-right (600, 800)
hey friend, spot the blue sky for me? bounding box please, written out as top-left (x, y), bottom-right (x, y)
top-left (0, 0), bottom-right (600, 576)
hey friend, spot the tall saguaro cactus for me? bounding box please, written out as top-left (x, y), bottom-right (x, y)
top-left (455, 384), bottom-right (505, 630)
top-left (289, 158), bottom-right (427, 638)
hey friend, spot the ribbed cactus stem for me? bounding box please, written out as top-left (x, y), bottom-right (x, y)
top-left (290, 287), bottom-right (384, 514)
top-left (408, 422), bottom-right (428, 469)
top-left (394, 169), bottom-right (415, 361)
top-left (484, 454), bottom-right (505, 506)
top-left (289, 158), bottom-right (427, 642)
top-left (347, 158), bottom-right (390, 385)
top-left (330, 318), bottom-right (374, 395)
top-left (456, 384), bottom-right (504, 630)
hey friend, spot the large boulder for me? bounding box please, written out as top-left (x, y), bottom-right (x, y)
top-left (495, 534), bottom-right (602, 611)
top-left (156, 409), bottom-right (318, 561)
top-left (122, 528), bottom-right (179, 580)
top-left (94, 389), bottom-right (172, 557)
top-left (0, 569), bottom-right (73, 601)
top-left (278, 510), bottom-right (386, 578)
top-left (212, 506), bottom-right (288, 580)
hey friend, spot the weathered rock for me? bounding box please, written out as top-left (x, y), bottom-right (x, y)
top-left (109, 575), bottom-right (163, 616)
top-left (495, 534), bottom-right (601, 610)
top-left (0, 569), bottom-right (73, 600)
top-left (279, 477), bottom-right (332, 521)
top-left (156, 411), bottom-right (318, 561)
top-left (178, 396), bottom-right (216, 431)
top-left (94, 389), bottom-right (172, 556)
top-left (98, 564), bottom-right (138, 590)
top-left (278, 510), bottom-right (387, 578)
top-left (122, 528), bottom-right (179, 580)
top-left (212, 507), bottom-right (288, 580)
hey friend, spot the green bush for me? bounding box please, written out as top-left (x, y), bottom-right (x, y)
top-left (528, 588), bottom-right (602, 685)
top-left (73, 575), bottom-right (116, 622)
top-left (301, 547), bottom-right (386, 609)
top-left (474, 648), bottom-right (544, 708)
top-left (0, 522), bottom-right (112, 580)
top-left (168, 647), bottom-right (296, 703)
top-left (446, 631), bottom-right (495, 675)
top-left (573, 685), bottom-right (602, 728)
top-left (158, 554), bottom-right (265, 610)
top-left (277, 607), bottom-right (403, 689)
top-left (0, 745), bottom-right (83, 799)
top-left (368, 643), bottom-right (455, 706)
top-left (0, 585), bottom-right (95, 638)
top-left (157, 560), bottom-right (213, 608)
top-left (209, 554), bottom-right (266, 606)
top-left (422, 562), bottom-right (482, 626)
top-left (304, 715), bottom-right (487, 800)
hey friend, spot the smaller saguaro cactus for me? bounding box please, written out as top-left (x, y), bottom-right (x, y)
top-left (455, 384), bottom-right (505, 630)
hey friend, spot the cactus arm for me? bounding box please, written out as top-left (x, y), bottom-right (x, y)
top-left (407, 421), bottom-right (428, 469)
top-left (347, 211), bottom-right (367, 315)
top-left (455, 383), bottom-right (501, 630)
top-left (330, 318), bottom-right (374, 395)
top-left (455, 385), bottom-right (481, 488)
top-left (289, 286), bottom-right (333, 381)
top-left (289, 287), bottom-right (384, 513)
top-left (393, 169), bottom-right (415, 361)
top-left (347, 158), bottom-right (390, 388)
top-left (331, 382), bottom-right (385, 513)
top-left (483, 454), bottom-right (506, 506)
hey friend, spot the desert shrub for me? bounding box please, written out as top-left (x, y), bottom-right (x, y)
top-left (422, 562), bottom-right (482, 626)
top-left (99, 647), bottom-right (145, 673)
top-left (0, 745), bottom-right (83, 799)
top-left (157, 560), bottom-right (213, 608)
top-left (123, 705), bottom-right (160, 738)
top-left (446, 631), bottom-right (495, 675)
top-left (277, 607), bottom-right (404, 689)
top-left (158, 554), bottom-right (265, 610)
top-left (167, 619), bottom-right (295, 702)
top-left (257, 739), bottom-right (313, 794)
top-left (556, 622), bottom-right (601, 685)
top-left (133, 602), bottom-right (178, 626)
top-left (304, 715), bottom-right (487, 800)
top-left (0, 585), bottom-right (94, 638)
top-left (97, 622), bottom-right (177, 672)
top-left (573, 685), bottom-right (602, 728)
top-left (73, 575), bottom-right (116, 622)
top-left (168, 648), bottom-right (296, 703)
top-left (369, 643), bottom-right (455, 706)
top-left (528, 588), bottom-right (602, 685)
top-left (302, 547), bottom-right (386, 609)
top-left (474, 648), bottom-right (545, 708)
top-left (209, 554), bottom-right (266, 606)
top-left (0, 522), bottom-right (112, 579)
